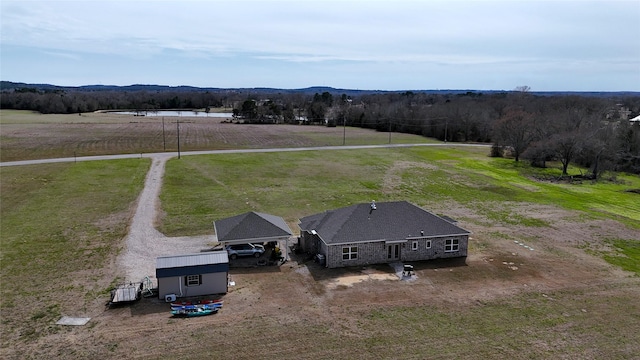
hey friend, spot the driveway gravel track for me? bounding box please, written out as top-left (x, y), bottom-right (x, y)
top-left (116, 154), bottom-right (214, 283)
top-left (0, 144), bottom-right (491, 283)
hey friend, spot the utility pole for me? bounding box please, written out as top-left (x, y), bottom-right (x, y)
top-left (444, 119), bottom-right (449, 144)
top-left (342, 115), bottom-right (346, 145)
top-left (162, 117), bottom-right (166, 151)
top-left (177, 119), bottom-right (181, 159)
top-left (444, 118), bottom-right (448, 143)
top-left (388, 119), bottom-right (392, 144)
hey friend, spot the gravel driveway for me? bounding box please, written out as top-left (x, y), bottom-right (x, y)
top-left (117, 154), bottom-right (214, 284)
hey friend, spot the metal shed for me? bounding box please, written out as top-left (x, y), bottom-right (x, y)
top-left (156, 252), bottom-right (229, 301)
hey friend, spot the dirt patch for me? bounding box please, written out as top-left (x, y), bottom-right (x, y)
top-left (5, 209), bottom-right (638, 359)
top-left (382, 160), bottom-right (438, 194)
top-left (326, 267), bottom-right (399, 289)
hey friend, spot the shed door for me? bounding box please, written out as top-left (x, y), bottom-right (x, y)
top-left (387, 244), bottom-right (400, 260)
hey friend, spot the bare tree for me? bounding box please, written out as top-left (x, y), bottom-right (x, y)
top-left (493, 107), bottom-right (536, 162)
top-left (549, 130), bottom-right (582, 176)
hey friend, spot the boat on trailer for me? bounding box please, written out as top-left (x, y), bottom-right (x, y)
top-left (171, 304), bottom-right (220, 317)
top-left (170, 299), bottom-right (223, 308)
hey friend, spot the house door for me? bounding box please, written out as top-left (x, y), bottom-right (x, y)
top-left (387, 244), bottom-right (400, 260)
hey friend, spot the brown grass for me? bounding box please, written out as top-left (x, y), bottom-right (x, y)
top-left (0, 110), bottom-right (434, 162)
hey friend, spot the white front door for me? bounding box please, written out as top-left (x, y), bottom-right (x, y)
top-left (387, 244), bottom-right (400, 260)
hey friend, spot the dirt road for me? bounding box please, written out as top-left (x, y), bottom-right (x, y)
top-left (116, 154), bottom-right (214, 283)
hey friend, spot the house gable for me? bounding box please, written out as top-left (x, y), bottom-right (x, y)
top-left (299, 201), bottom-right (470, 245)
top-left (299, 201), bottom-right (470, 268)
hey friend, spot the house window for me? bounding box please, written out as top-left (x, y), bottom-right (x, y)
top-left (186, 274), bottom-right (202, 286)
top-left (426, 240), bottom-right (431, 249)
top-left (412, 241), bottom-right (418, 251)
top-left (445, 239), bottom-right (459, 252)
top-left (342, 246), bottom-right (358, 260)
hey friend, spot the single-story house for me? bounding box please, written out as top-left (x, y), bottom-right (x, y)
top-left (156, 252), bottom-right (229, 301)
top-left (298, 201), bottom-right (471, 268)
top-left (213, 211), bottom-right (293, 258)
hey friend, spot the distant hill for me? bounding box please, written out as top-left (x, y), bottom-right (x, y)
top-left (1, 81), bottom-right (638, 98)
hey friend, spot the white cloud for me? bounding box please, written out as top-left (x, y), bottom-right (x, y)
top-left (1, 0), bottom-right (638, 90)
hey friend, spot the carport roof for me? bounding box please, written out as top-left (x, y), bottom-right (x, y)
top-left (214, 211), bottom-right (293, 243)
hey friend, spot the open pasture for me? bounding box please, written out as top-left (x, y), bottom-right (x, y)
top-left (160, 146), bottom-right (640, 236)
top-left (1, 111), bottom-right (639, 359)
top-left (0, 110), bottom-right (434, 162)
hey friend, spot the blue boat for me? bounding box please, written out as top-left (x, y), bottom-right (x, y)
top-left (170, 301), bottom-right (223, 312)
top-left (170, 299), bottom-right (223, 317)
top-left (171, 305), bottom-right (219, 317)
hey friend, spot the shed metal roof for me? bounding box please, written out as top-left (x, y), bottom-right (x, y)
top-left (156, 251), bottom-right (228, 269)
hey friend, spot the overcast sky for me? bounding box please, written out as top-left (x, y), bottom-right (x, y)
top-left (1, 0), bottom-right (639, 91)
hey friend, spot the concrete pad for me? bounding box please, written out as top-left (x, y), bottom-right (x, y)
top-left (56, 316), bottom-right (91, 326)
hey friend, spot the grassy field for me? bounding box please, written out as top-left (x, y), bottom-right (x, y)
top-left (0, 160), bottom-right (149, 345)
top-left (0, 109), bottom-right (434, 162)
top-left (159, 145), bottom-right (639, 277)
top-left (160, 146), bottom-right (640, 231)
top-left (1, 111), bottom-right (639, 359)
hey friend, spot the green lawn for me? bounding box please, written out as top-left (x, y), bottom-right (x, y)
top-left (603, 238), bottom-right (640, 276)
top-left (0, 159), bottom-right (149, 343)
top-left (160, 146), bottom-right (640, 236)
top-left (159, 146), bottom-right (639, 276)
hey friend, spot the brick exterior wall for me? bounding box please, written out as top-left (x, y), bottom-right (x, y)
top-left (325, 235), bottom-right (468, 269)
top-left (326, 241), bottom-right (387, 268)
top-left (300, 231), bottom-right (468, 269)
top-left (402, 235), bottom-right (468, 262)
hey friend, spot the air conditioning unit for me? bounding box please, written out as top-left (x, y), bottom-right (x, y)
top-left (165, 294), bottom-right (177, 303)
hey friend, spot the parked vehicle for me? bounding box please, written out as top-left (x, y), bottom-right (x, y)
top-left (226, 243), bottom-right (265, 259)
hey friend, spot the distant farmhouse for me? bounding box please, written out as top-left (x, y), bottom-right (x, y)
top-left (298, 201), bottom-right (470, 268)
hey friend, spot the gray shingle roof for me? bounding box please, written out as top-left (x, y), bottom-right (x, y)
top-left (215, 212), bottom-right (293, 242)
top-left (299, 201), bottom-right (470, 245)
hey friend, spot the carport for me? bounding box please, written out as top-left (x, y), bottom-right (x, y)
top-left (213, 212), bottom-right (293, 261)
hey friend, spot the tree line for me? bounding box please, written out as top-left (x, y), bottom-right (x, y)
top-left (0, 87), bottom-right (227, 114)
top-left (2, 84), bottom-right (639, 175)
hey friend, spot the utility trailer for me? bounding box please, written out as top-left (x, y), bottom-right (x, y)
top-left (109, 282), bottom-right (142, 306)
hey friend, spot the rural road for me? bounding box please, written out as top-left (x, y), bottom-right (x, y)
top-left (0, 143), bottom-right (488, 167)
top-left (1, 143), bottom-right (490, 283)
